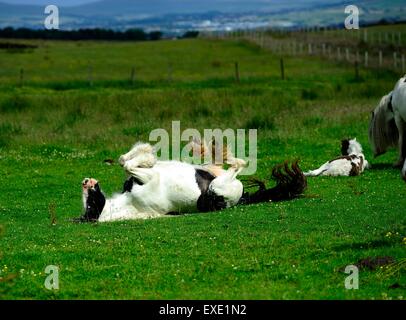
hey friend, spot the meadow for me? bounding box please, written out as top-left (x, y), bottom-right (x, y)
top-left (0, 36), bottom-right (405, 299)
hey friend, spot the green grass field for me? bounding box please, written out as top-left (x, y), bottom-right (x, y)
top-left (0, 37), bottom-right (405, 300)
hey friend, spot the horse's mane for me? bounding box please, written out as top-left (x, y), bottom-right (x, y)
top-left (368, 91), bottom-right (398, 157)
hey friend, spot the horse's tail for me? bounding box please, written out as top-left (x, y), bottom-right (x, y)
top-left (239, 160), bottom-right (307, 205)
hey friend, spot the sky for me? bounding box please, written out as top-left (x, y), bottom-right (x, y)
top-left (1, 0), bottom-right (98, 6)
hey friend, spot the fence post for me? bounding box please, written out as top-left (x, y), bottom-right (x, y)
top-left (379, 51), bottom-right (383, 68)
top-left (280, 58), bottom-right (285, 80)
top-left (234, 62), bottom-right (240, 83)
top-left (345, 48), bottom-right (350, 61)
top-left (393, 52), bottom-right (398, 69)
top-left (364, 51), bottom-right (368, 68)
top-left (337, 47), bottom-right (341, 60)
top-left (402, 54), bottom-right (405, 73)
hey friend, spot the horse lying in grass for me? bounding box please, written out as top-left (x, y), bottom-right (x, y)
top-left (369, 75), bottom-right (406, 177)
top-left (76, 142), bottom-right (307, 223)
top-left (304, 138), bottom-right (369, 177)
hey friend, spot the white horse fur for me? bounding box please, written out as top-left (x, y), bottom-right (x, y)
top-left (91, 142), bottom-right (244, 222)
top-left (369, 75), bottom-right (406, 168)
top-left (305, 138), bottom-right (369, 177)
top-left (78, 141), bottom-right (307, 223)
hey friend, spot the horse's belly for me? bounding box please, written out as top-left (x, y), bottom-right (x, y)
top-left (158, 164), bottom-right (202, 212)
top-left (131, 161), bottom-right (202, 214)
top-left (393, 81), bottom-right (406, 120)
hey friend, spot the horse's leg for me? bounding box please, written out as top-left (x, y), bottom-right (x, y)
top-left (394, 116), bottom-right (406, 168)
top-left (119, 143), bottom-right (156, 168)
top-left (205, 165), bottom-right (244, 208)
top-left (197, 167), bottom-right (239, 212)
top-left (226, 156), bottom-right (247, 170)
top-left (125, 167), bottom-right (159, 186)
top-left (74, 178), bottom-right (106, 222)
top-left (77, 174), bottom-right (162, 223)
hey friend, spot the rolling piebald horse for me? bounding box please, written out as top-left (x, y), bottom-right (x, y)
top-left (304, 138), bottom-right (369, 177)
top-left (369, 75), bottom-right (406, 179)
top-left (76, 142), bottom-right (307, 222)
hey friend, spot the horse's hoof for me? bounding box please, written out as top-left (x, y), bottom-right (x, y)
top-left (82, 178), bottom-right (98, 191)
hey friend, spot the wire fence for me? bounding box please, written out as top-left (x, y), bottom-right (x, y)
top-left (3, 27), bottom-right (406, 88)
top-left (202, 27), bottom-right (406, 74)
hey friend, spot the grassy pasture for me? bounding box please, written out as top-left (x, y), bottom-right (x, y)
top-left (0, 37), bottom-right (405, 299)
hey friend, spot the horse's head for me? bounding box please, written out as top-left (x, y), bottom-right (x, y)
top-left (368, 91), bottom-right (398, 158)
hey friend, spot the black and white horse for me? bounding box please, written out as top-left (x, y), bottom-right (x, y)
top-left (369, 75), bottom-right (406, 176)
top-left (77, 142), bottom-right (307, 222)
top-left (304, 138), bottom-right (369, 177)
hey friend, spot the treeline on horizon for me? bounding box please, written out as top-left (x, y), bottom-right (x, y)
top-left (0, 27), bottom-right (200, 41)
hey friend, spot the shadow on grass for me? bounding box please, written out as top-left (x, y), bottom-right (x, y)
top-left (369, 163), bottom-right (397, 171)
top-left (332, 239), bottom-right (395, 252)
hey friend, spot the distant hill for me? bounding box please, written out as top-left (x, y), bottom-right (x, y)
top-left (0, 0), bottom-right (405, 33)
top-left (64, 0), bottom-right (338, 16)
top-left (0, 2), bottom-right (40, 15)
